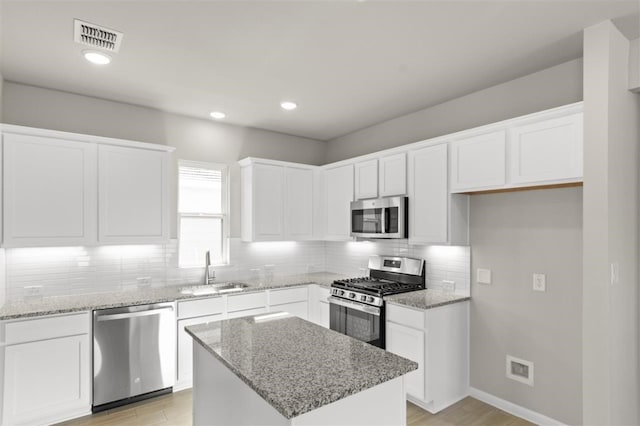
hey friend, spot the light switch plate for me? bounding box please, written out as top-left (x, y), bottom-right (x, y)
top-left (533, 273), bottom-right (546, 292)
top-left (477, 268), bottom-right (491, 284)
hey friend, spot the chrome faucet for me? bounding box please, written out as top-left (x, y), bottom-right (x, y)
top-left (204, 250), bottom-right (213, 285)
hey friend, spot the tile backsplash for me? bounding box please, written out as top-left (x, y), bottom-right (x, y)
top-left (324, 240), bottom-right (470, 295)
top-left (2, 238), bottom-right (469, 301)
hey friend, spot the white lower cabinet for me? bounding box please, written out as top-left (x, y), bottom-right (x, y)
top-left (268, 287), bottom-right (308, 320)
top-left (385, 301), bottom-right (469, 414)
top-left (175, 297), bottom-right (225, 391)
top-left (227, 291), bottom-right (267, 314)
top-left (386, 321), bottom-right (426, 400)
top-left (307, 285), bottom-right (330, 328)
top-left (176, 314), bottom-right (222, 390)
top-left (1, 312), bottom-right (91, 426)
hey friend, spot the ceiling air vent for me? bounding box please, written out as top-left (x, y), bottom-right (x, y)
top-left (74, 19), bottom-right (123, 52)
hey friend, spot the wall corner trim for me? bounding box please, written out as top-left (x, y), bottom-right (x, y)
top-left (468, 387), bottom-right (568, 426)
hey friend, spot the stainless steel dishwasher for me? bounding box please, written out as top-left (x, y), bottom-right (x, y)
top-left (93, 302), bottom-right (176, 412)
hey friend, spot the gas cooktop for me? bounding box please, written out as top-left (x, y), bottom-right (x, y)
top-left (332, 276), bottom-right (423, 297)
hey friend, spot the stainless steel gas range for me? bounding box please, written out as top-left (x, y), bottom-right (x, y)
top-left (329, 255), bottom-right (425, 349)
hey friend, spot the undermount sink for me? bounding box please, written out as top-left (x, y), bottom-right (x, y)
top-left (180, 282), bottom-right (250, 296)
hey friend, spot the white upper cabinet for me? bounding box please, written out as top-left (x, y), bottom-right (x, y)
top-left (3, 133), bottom-right (98, 247)
top-left (408, 144), bottom-right (468, 245)
top-left (450, 103), bottom-right (583, 193)
top-left (379, 152), bottom-right (407, 197)
top-left (450, 130), bottom-right (507, 193)
top-left (240, 159), bottom-right (315, 242)
top-left (354, 159), bottom-right (378, 200)
top-left (324, 164), bottom-right (354, 240)
top-left (284, 166), bottom-right (314, 240)
top-left (253, 163), bottom-right (285, 241)
top-left (98, 145), bottom-right (169, 244)
top-left (509, 113), bottom-right (583, 185)
top-left (1, 126), bottom-right (174, 248)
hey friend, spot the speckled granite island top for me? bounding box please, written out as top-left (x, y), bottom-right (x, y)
top-left (0, 272), bottom-right (345, 320)
top-left (385, 289), bottom-right (470, 310)
top-left (185, 314), bottom-right (418, 419)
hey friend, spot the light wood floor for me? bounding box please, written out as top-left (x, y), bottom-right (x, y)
top-left (59, 390), bottom-right (533, 426)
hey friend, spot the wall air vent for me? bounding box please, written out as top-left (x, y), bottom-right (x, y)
top-left (73, 19), bottom-right (123, 52)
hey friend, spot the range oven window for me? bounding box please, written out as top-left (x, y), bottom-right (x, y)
top-left (329, 303), bottom-right (384, 348)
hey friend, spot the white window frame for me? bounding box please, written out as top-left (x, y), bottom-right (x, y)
top-left (178, 160), bottom-right (230, 267)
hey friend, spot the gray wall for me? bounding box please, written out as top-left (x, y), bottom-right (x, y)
top-left (582, 21), bottom-right (640, 425)
top-left (469, 188), bottom-right (583, 424)
top-left (325, 58), bottom-right (583, 163)
top-left (1, 82), bottom-right (327, 238)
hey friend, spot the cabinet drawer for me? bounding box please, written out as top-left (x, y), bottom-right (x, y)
top-left (177, 297), bottom-right (224, 319)
top-left (227, 291), bottom-right (267, 312)
top-left (226, 307), bottom-right (268, 319)
top-left (2, 312), bottom-right (90, 345)
top-left (386, 304), bottom-right (424, 329)
top-left (269, 286), bottom-right (308, 305)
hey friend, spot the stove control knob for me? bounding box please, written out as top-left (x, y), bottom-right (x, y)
top-left (339, 290), bottom-right (345, 296)
top-left (360, 295), bottom-right (366, 302)
top-left (349, 292), bottom-right (356, 299)
top-left (367, 296), bottom-right (375, 303)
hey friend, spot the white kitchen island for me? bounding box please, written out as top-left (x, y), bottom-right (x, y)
top-left (185, 313), bottom-right (417, 426)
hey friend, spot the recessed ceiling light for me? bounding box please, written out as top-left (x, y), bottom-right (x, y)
top-left (210, 111), bottom-right (226, 119)
top-left (83, 50), bottom-right (111, 65)
top-left (280, 101), bottom-right (298, 111)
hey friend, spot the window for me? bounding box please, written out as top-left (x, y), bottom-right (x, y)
top-left (178, 161), bottom-right (228, 267)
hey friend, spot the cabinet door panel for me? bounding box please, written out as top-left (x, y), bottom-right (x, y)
top-left (324, 164), bottom-right (354, 240)
top-left (98, 145), bottom-right (168, 243)
top-left (450, 130), bottom-right (506, 192)
top-left (509, 113), bottom-right (583, 184)
top-left (386, 321), bottom-right (425, 400)
top-left (379, 153), bottom-right (407, 196)
top-left (317, 301), bottom-right (330, 328)
top-left (3, 335), bottom-right (90, 425)
top-left (254, 164), bottom-right (284, 240)
top-left (408, 144), bottom-right (448, 244)
top-left (354, 159), bottom-right (378, 200)
top-left (270, 301), bottom-right (308, 320)
top-left (3, 134), bottom-right (97, 246)
top-left (177, 314), bottom-right (222, 388)
top-left (285, 167), bottom-right (313, 240)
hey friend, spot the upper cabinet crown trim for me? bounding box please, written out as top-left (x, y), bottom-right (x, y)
top-left (322, 102), bottom-right (583, 169)
top-left (238, 157), bottom-right (320, 169)
top-left (0, 124), bottom-right (175, 152)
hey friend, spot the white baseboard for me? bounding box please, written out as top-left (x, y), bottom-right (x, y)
top-left (468, 387), bottom-right (567, 426)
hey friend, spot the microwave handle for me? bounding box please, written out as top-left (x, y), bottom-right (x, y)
top-left (381, 207), bottom-right (386, 234)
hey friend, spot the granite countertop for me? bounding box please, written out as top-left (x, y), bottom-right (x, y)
top-left (185, 314), bottom-right (417, 419)
top-left (0, 272), bottom-right (346, 320)
top-left (384, 289), bottom-right (470, 310)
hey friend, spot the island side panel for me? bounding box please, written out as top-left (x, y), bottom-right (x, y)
top-left (192, 343), bottom-right (289, 426)
top-left (291, 376), bottom-right (406, 426)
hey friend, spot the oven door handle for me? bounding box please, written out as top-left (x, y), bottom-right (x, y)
top-left (327, 296), bottom-right (381, 316)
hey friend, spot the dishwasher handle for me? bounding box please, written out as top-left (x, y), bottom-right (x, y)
top-left (96, 306), bottom-right (174, 322)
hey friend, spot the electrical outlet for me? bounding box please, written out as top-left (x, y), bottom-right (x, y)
top-left (442, 280), bottom-right (455, 293)
top-left (477, 268), bottom-right (492, 284)
top-left (24, 285), bottom-right (43, 298)
top-left (136, 276), bottom-right (152, 288)
top-left (532, 273), bottom-right (546, 292)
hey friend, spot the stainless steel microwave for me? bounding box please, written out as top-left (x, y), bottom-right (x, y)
top-left (350, 196), bottom-right (408, 239)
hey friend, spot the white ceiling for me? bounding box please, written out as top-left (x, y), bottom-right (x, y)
top-left (1, 1), bottom-right (638, 141)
